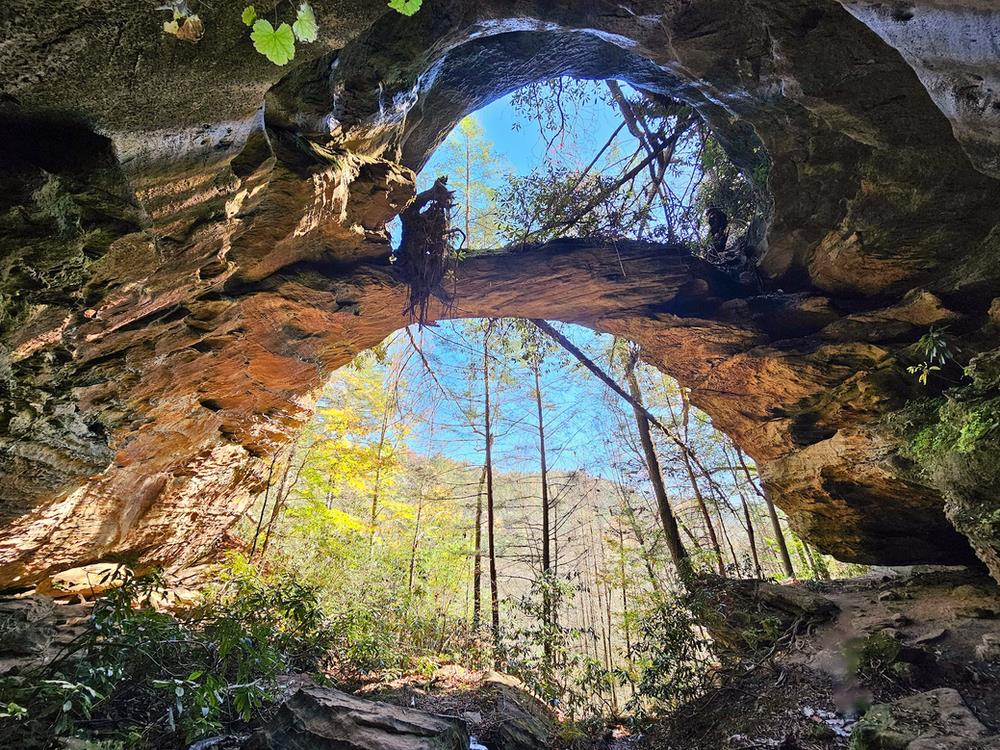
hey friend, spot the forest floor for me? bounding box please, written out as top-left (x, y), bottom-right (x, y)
top-left (3, 567), bottom-right (998, 749)
top-left (320, 567), bottom-right (1000, 750)
top-left (639, 566), bottom-right (1000, 750)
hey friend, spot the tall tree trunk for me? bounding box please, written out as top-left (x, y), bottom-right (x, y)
top-left (260, 450), bottom-right (295, 556)
top-left (714, 492), bottom-right (741, 571)
top-left (260, 443), bottom-right (317, 559)
top-left (472, 465), bottom-right (486, 629)
top-left (681, 452), bottom-right (726, 576)
top-left (603, 576), bottom-right (620, 713)
top-left (723, 445), bottom-right (763, 578)
top-left (250, 449), bottom-right (282, 560)
top-left (765, 494), bottom-right (796, 579)
top-left (464, 133), bottom-right (472, 247)
top-left (408, 483), bottom-right (425, 595)
top-left (802, 540), bottom-right (829, 580)
top-left (483, 323), bottom-right (500, 661)
top-left (533, 365), bottom-right (553, 668)
top-left (591, 516), bottom-right (618, 713)
top-left (620, 488), bottom-right (663, 593)
top-left (369, 403), bottom-right (392, 551)
top-left (740, 495), bottom-right (763, 578)
top-left (615, 518), bottom-right (632, 658)
top-left (673, 391), bottom-right (726, 576)
top-left (625, 370), bottom-right (691, 584)
top-left (736, 447), bottom-right (795, 578)
top-left (794, 536), bottom-right (812, 579)
top-left (552, 489), bottom-right (560, 579)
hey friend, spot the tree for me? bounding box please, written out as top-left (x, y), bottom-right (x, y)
top-left (422, 115), bottom-right (503, 252)
top-left (481, 319), bottom-right (501, 659)
top-left (624, 367), bottom-right (691, 584)
top-left (736, 446), bottom-right (796, 579)
top-left (509, 321), bottom-right (559, 666)
top-left (472, 465), bottom-right (486, 628)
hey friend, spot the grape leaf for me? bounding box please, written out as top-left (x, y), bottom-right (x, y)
top-left (388, 0), bottom-right (422, 16)
top-left (251, 20), bottom-right (296, 65)
top-left (241, 6), bottom-right (256, 26)
top-left (292, 2), bottom-right (318, 43)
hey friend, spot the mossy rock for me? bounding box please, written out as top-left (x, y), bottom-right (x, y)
top-left (849, 689), bottom-right (1000, 750)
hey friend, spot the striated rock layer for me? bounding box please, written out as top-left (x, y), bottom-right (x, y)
top-left (1, 0), bottom-right (999, 587)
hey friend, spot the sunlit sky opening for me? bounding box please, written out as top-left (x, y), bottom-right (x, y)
top-left (377, 79), bottom-right (706, 482)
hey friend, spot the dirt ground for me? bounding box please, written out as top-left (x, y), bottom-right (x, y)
top-left (3, 567), bottom-right (997, 750)
top-left (640, 567), bottom-right (1000, 750)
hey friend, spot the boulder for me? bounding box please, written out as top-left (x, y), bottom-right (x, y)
top-left (0, 595), bottom-right (91, 675)
top-left (35, 563), bottom-right (129, 598)
top-left (850, 688), bottom-right (1000, 750)
top-left (478, 673), bottom-right (550, 750)
top-left (360, 666), bottom-right (553, 750)
top-left (0, 596), bottom-right (55, 658)
top-left (245, 687), bottom-right (468, 750)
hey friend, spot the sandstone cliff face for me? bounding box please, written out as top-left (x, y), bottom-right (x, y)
top-left (1, 0), bottom-right (998, 587)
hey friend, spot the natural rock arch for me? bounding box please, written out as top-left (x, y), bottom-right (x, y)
top-left (2, 0), bottom-right (999, 588)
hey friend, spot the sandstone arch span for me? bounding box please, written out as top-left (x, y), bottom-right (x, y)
top-left (2, 0), bottom-right (999, 588)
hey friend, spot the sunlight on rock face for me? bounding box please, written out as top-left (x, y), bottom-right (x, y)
top-left (1, 1), bottom-right (1000, 746)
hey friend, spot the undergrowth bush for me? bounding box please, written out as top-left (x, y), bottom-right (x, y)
top-left (497, 578), bottom-right (716, 722)
top-left (498, 575), bottom-right (607, 715)
top-left (627, 592), bottom-right (716, 717)
top-left (847, 632), bottom-right (905, 686)
top-left (0, 555), bottom-right (332, 748)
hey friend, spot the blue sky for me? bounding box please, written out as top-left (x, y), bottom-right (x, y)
top-left (470, 87), bottom-right (628, 176)
top-left (388, 80), bottom-right (701, 478)
top-left (396, 320), bottom-right (626, 478)
top-left (403, 81), bottom-right (636, 475)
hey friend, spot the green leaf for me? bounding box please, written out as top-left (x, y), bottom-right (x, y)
top-left (292, 2), bottom-right (318, 43)
top-left (251, 20), bottom-right (296, 66)
top-left (388, 0), bottom-right (422, 16)
top-left (241, 5), bottom-right (256, 26)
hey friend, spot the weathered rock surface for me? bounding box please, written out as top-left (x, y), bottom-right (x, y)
top-left (0, 0), bottom-right (999, 585)
top-left (840, 0), bottom-right (1000, 179)
top-left (851, 688), bottom-right (1000, 750)
top-left (454, 673), bottom-right (551, 750)
top-left (361, 666), bottom-right (553, 750)
top-left (0, 595), bottom-right (91, 675)
top-left (245, 687), bottom-right (468, 750)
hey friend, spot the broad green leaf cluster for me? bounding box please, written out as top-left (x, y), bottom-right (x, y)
top-left (243, 2), bottom-right (318, 66)
top-left (388, 0), bottom-right (423, 16)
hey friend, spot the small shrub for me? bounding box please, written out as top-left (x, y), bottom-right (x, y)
top-left (0, 556), bottom-right (332, 748)
top-left (847, 632), bottom-right (903, 685)
top-left (628, 593), bottom-right (716, 717)
top-left (906, 325), bottom-right (953, 386)
top-left (848, 704), bottom-right (895, 750)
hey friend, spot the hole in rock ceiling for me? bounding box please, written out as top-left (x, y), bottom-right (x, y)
top-left (239, 78), bottom-right (858, 709)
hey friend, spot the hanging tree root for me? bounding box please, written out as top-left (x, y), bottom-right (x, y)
top-left (397, 176), bottom-right (462, 325)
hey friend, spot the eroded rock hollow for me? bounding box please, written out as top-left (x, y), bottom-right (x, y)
top-left (2, 0), bottom-right (999, 588)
